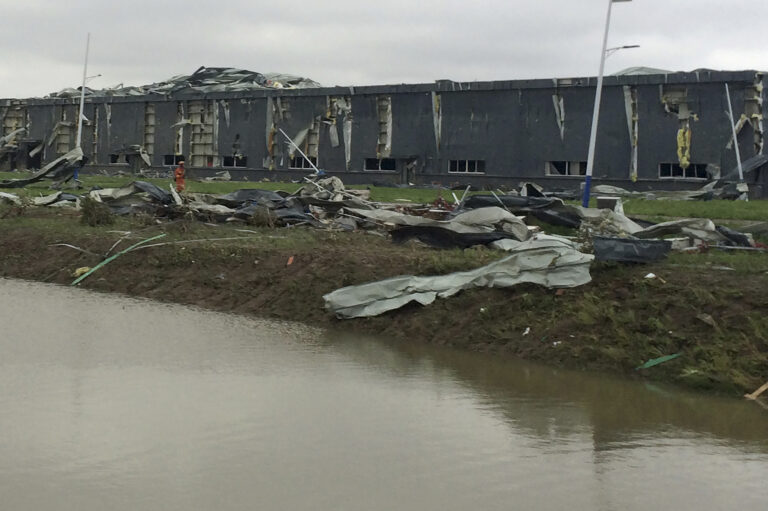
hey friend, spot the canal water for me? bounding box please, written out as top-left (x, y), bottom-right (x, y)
top-left (1, 278), bottom-right (766, 510)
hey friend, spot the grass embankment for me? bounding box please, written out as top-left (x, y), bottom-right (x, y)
top-left (1, 199), bottom-right (767, 397)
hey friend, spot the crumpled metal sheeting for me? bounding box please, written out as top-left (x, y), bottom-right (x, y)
top-left (187, 203), bottom-right (237, 221)
top-left (89, 181), bottom-right (172, 205)
top-left (577, 208), bottom-right (643, 253)
top-left (0, 127), bottom-right (25, 147)
top-left (490, 234), bottom-right (580, 252)
top-left (632, 218), bottom-right (728, 244)
top-left (47, 67), bottom-right (321, 98)
top-left (215, 189), bottom-right (286, 208)
top-left (0, 146), bottom-right (83, 189)
top-left (346, 206), bottom-right (530, 241)
top-left (591, 184), bottom-right (718, 201)
top-left (297, 177), bottom-right (347, 201)
top-left (591, 181), bottom-right (753, 201)
top-left (232, 203), bottom-right (317, 225)
top-left (593, 237), bottom-right (672, 263)
top-left (0, 191), bottom-right (22, 205)
top-left (299, 197), bottom-right (372, 213)
top-left (721, 154), bottom-right (768, 181)
top-left (391, 226), bottom-right (517, 249)
top-left (323, 238), bottom-right (594, 319)
top-left (32, 191), bottom-right (77, 206)
top-left (462, 195), bottom-right (582, 229)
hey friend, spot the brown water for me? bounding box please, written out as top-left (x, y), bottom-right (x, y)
top-left (1, 278), bottom-right (766, 511)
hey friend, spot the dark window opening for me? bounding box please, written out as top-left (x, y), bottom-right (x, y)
top-left (659, 163), bottom-right (708, 179)
top-left (109, 154), bottom-right (122, 164)
top-left (545, 161), bottom-right (586, 176)
top-left (364, 158), bottom-right (397, 171)
top-left (222, 155), bottom-right (248, 168)
top-left (163, 154), bottom-right (184, 166)
top-left (289, 155), bottom-right (318, 169)
top-left (448, 159), bottom-right (485, 174)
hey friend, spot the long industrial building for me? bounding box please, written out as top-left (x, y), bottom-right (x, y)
top-left (1, 67), bottom-right (765, 196)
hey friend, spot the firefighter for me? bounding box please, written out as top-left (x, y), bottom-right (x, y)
top-left (174, 160), bottom-right (186, 193)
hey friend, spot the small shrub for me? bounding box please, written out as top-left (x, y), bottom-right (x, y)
top-left (80, 196), bottom-right (115, 226)
top-left (248, 206), bottom-right (276, 228)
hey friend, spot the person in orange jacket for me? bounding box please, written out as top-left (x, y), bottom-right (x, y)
top-left (174, 160), bottom-right (186, 193)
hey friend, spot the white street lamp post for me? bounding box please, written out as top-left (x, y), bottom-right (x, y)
top-left (581, 0), bottom-right (632, 208)
top-left (75, 33), bottom-right (91, 150)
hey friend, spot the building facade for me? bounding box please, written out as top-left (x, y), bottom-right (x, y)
top-left (1, 69), bottom-right (766, 196)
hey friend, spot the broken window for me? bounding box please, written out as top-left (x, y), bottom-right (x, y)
top-left (289, 156), bottom-right (317, 169)
top-left (448, 160), bottom-right (485, 174)
top-left (659, 163), bottom-right (708, 179)
top-left (109, 154), bottom-right (127, 164)
top-left (163, 155), bottom-right (185, 166)
top-left (545, 161), bottom-right (586, 176)
top-left (364, 158), bottom-right (396, 171)
top-left (222, 156), bottom-right (248, 167)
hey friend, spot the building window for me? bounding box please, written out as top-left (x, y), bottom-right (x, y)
top-left (449, 159), bottom-right (485, 174)
top-left (659, 163), bottom-right (708, 179)
top-left (163, 155), bottom-right (185, 166)
top-left (545, 161), bottom-right (586, 176)
top-left (222, 156), bottom-right (248, 168)
top-left (364, 158), bottom-right (396, 171)
top-left (109, 154), bottom-right (127, 164)
top-left (289, 155), bottom-right (317, 169)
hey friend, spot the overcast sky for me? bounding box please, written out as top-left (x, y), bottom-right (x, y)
top-left (1, 0), bottom-right (765, 98)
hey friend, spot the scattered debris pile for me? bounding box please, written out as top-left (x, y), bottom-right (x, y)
top-left (0, 147), bottom-right (84, 189)
top-left (4, 174), bottom-right (762, 319)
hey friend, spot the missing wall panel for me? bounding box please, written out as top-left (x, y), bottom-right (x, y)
top-left (143, 103), bottom-right (155, 163)
top-left (376, 96), bottom-right (392, 158)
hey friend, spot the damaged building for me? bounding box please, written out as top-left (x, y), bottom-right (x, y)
top-left (1, 66), bottom-right (766, 196)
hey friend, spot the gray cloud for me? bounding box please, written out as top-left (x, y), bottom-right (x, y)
top-left (1, 0), bottom-right (765, 98)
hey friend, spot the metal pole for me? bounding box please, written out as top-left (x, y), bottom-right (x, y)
top-left (75, 33), bottom-right (90, 149)
top-left (278, 128), bottom-right (321, 175)
top-left (725, 83), bottom-right (744, 182)
top-left (582, 0), bottom-right (614, 208)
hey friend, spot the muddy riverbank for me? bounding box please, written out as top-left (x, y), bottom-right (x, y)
top-left (1, 209), bottom-right (767, 396)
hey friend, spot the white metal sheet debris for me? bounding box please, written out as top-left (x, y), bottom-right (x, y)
top-left (323, 237), bottom-right (594, 319)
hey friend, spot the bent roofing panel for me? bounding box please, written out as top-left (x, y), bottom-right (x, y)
top-left (10, 68), bottom-right (765, 105)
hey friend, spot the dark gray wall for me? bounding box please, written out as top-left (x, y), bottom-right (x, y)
top-left (216, 98), bottom-right (266, 169)
top-left (8, 70), bottom-right (766, 196)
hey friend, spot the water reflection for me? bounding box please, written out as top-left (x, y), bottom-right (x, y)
top-left (0, 278), bottom-right (766, 511)
top-left (328, 332), bottom-right (768, 451)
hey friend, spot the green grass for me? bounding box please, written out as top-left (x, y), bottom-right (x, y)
top-left (666, 249), bottom-right (768, 273)
top-left (621, 199), bottom-right (768, 221)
